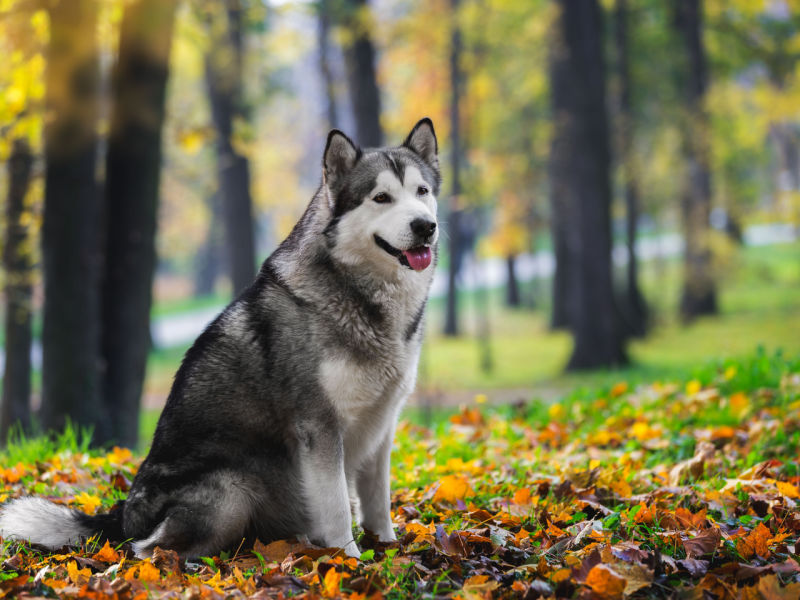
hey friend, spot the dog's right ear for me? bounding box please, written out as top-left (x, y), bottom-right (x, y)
top-left (323, 130), bottom-right (360, 187)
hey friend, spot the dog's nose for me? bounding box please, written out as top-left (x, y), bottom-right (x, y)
top-left (410, 218), bottom-right (437, 238)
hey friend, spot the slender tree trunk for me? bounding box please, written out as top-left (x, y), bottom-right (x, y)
top-left (205, 0), bottom-right (257, 296)
top-left (194, 192), bottom-right (226, 296)
top-left (506, 254), bottom-right (520, 307)
top-left (550, 0), bottom-right (627, 370)
top-left (40, 0), bottom-right (103, 435)
top-left (1, 139), bottom-right (34, 441)
top-left (614, 0), bottom-right (647, 337)
top-left (673, 0), bottom-right (717, 321)
top-left (100, 0), bottom-right (177, 448)
top-left (341, 0), bottom-right (382, 146)
top-left (318, 0), bottom-right (339, 131)
top-left (444, 0), bottom-right (463, 337)
top-left (549, 185), bottom-right (570, 329)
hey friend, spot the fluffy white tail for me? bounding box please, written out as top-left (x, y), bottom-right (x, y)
top-left (0, 497), bottom-right (91, 549)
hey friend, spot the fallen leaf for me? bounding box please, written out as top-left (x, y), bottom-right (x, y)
top-left (585, 564), bottom-right (626, 600)
top-left (91, 540), bottom-right (121, 563)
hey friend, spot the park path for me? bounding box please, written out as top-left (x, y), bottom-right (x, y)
top-left (0, 223), bottom-right (795, 371)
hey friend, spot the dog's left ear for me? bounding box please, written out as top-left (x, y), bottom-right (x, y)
top-left (403, 118), bottom-right (438, 171)
top-left (323, 129), bottom-right (360, 187)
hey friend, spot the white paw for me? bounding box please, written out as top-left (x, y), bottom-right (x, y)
top-left (343, 540), bottom-right (360, 558)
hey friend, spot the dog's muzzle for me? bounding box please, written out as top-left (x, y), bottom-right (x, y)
top-left (374, 235), bottom-right (433, 271)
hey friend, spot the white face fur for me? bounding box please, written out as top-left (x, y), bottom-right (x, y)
top-left (330, 165), bottom-right (438, 278)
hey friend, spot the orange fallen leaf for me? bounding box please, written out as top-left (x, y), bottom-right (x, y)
top-left (91, 540), bottom-right (121, 563)
top-left (432, 475), bottom-right (473, 503)
top-left (138, 560), bottom-right (161, 583)
top-left (585, 564), bottom-right (626, 600)
top-left (776, 480), bottom-right (800, 499)
top-left (322, 568), bottom-right (342, 597)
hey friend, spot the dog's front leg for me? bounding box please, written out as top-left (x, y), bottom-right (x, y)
top-left (356, 426), bottom-right (396, 542)
top-left (298, 426), bottom-right (359, 558)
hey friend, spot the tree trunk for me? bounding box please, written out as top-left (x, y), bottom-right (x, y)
top-left (341, 0), bottom-right (382, 146)
top-left (505, 254), bottom-right (520, 307)
top-left (549, 185), bottom-right (570, 329)
top-left (194, 191), bottom-right (226, 296)
top-left (550, 0), bottom-right (627, 370)
top-left (205, 0), bottom-right (257, 296)
top-left (673, 0), bottom-right (717, 321)
top-left (40, 0), bottom-right (103, 435)
top-left (317, 0), bottom-right (339, 131)
top-left (443, 0), bottom-right (464, 337)
top-left (614, 0), bottom-right (647, 337)
top-left (100, 0), bottom-right (177, 448)
top-left (1, 139), bottom-right (34, 442)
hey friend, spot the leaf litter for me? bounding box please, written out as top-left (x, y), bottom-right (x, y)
top-left (1, 356), bottom-right (800, 598)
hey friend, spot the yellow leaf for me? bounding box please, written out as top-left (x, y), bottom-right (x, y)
top-left (106, 446), bottom-right (132, 466)
top-left (729, 392), bottom-right (749, 416)
top-left (92, 540), bottom-right (121, 563)
top-left (548, 403), bottom-right (565, 420)
top-left (776, 481), bottom-right (800, 499)
top-left (323, 568), bottom-right (341, 597)
top-left (67, 561), bottom-right (91, 586)
top-left (432, 475), bottom-right (473, 503)
top-left (724, 366), bottom-right (737, 380)
top-left (686, 380), bottom-right (702, 396)
top-left (74, 492), bottom-right (102, 515)
top-left (474, 393), bottom-right (487, 404)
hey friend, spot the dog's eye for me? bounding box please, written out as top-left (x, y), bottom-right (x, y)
top-left (372, 192), bottom-right (391, 204)
top-left (417, 186), bottom-right (429, 196)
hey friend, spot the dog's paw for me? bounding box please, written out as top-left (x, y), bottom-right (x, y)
top-left (343, 540), bottom-right (360, 558)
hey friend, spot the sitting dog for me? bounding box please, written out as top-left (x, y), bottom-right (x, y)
top-left (0, 118), bottom-right (441, 559)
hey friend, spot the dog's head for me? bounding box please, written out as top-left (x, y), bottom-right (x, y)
top-left (321, 118), bottom-right (440, 276)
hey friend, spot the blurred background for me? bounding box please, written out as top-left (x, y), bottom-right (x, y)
top-left (0, 0), bottom-right (798, 449)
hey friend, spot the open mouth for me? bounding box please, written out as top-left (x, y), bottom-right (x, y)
top-left (374, 235), bottom-right (432, 271)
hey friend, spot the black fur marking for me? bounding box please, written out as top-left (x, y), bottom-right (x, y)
top-left (374, 234), bottom-right (412, 269)
top-left (405, 302), bottom-right (426, 341)
top-left (384, 151), bottom-right (405, 183)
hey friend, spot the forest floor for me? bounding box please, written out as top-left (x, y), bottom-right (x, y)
top-left (1, 350), bottom-right (799, 599)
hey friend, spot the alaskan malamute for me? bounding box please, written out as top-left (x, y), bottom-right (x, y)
top-left (0, 118), bottom-right (440, 558)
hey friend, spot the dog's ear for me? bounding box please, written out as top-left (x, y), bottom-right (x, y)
top-left (323, 130), bottom-right (360, 187)
top-left (403, 118), bottom-right (438, 171)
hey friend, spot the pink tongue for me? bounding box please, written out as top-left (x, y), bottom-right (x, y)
top-left (403, 246), bottom-right (432, 271)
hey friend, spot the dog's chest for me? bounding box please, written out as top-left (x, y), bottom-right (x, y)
top-left (319, 343), bottom-right (418, 432)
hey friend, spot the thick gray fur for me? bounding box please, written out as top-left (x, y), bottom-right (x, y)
top-left (0, 118), bottom-right (441, 559)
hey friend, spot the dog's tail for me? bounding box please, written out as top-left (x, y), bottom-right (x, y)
top-left (0, 497), bottom-right (124, 549)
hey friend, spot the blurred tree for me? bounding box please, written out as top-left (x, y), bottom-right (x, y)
top-left (100, 0), bottom-right (178, 447)
top-left (613, 0), bottom-right (647, 336)
top-left (194, 191), bottom-right (225, 296)
top-left (444, 0), bottom-right (464, 337)
top-left (2, 139), bottom-right (34, 441)
top-left (40, 0), bottom-right (104, 435)
top-left (205, 0), bottom-right (257, 296)
top-left (317, 0), bottom-right (340, 131)
top-left (340, 0), bottom-right (382, 146)
top-left (673, 0), bottom-right (717, 321)
top-left (549, 0), bottom-right (627, 369)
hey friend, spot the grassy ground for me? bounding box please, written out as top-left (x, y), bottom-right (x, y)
top-left (1, 351), bottom-right (799, 598)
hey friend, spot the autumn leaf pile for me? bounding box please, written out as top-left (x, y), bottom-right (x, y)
top-left (1, 353), bottom-right (800, 599)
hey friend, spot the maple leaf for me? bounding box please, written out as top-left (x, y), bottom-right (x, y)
top-left (91, 540), bottom-right (121, 563)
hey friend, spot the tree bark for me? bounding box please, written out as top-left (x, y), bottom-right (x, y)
top-left (40, 0), bottom-right (103, 435)
top-left (505, 255), bottom-right (520, 307)
top-left (1, 139), bottom-right (34, 442)
top-left (205, 0), bottom-right (257, 296)
top-left (317, 0), bottom-right (339, 131)
top-left (550, 0), bottom-right (627, 370)
top-left (673, 0), bottom-right (717, 321)
top-left (443, 0), bottom-right (464, 337)
top-left (614, 0), bottom-right (647, 337)
top-left (341, 0), bottom-right (382, 147)
top-left (100, 0), bottom-right (177, 447)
